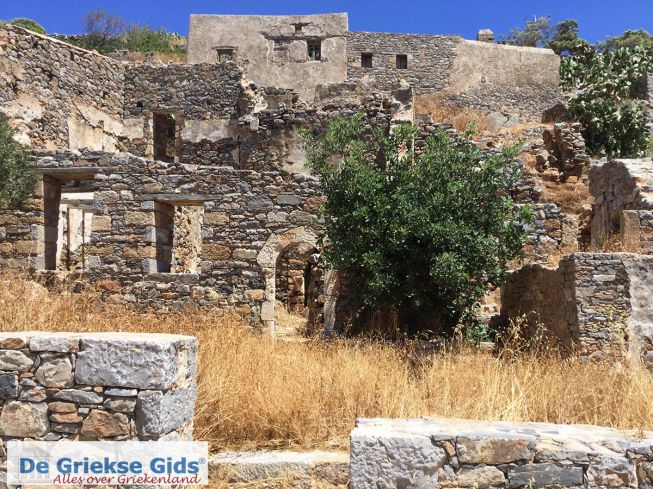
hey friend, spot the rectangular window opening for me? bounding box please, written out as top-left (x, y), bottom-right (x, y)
top-left (153, 112), bottom-right (177, 163)
top-left (308, 41), bottom-right (322, 61)
top-left (396, 54), bottom-right (408, 69)
top-left (216, 48), bottom-right (235, 63)
top-left (154, 203), bottom-right (204, 274)
top-left (361, 53), bottom-right (373, 68)
top-left (43, 177), bottom-right (62, 271)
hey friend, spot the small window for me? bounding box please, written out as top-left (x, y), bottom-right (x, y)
top-left (294, 24), bottom-right (303, 33)
top-left (361, 53), bottom-right (373, 68)
top-left (396, 54), bottom-right (408, 69)
top-left (216, 48), bottom-right (235, 63)
top-left (308, 41), bottom-right (322, 61)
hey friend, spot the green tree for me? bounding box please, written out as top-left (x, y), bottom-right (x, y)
top-left (123, 25), bottom-right (186, 54)
top-left (0, 117), bottom-right (36, 208)
top-left (501, 16), bottom-right (552, 47)
top-left (599, 29), bottom-right (653, 52)
top-left (304, 115), bottom-right (531, 337)
top-left (546, 19), bottom-right (590, 55)
top-left (9, 18), bottom-right (46, 35)
top-left (78, 10), bottom-right (126, 53)
top-left (561, 46), bottom-right (653, 157)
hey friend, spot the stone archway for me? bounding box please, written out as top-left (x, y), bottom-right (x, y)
top-left (257, 227), bottom-right (319, 334)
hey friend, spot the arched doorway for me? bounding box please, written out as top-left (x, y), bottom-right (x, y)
top-left (256, 227), bottom-right (322, 334)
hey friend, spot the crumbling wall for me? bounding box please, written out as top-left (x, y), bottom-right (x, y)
top-left (589, 158), bottom-right (653, 249)
top-left (0, 331), bottom-right (197, 441)
top-left (351, 417), bottom-right (653, 489)
top-left (187, 14), bottom-right (348, 102)
top-left (521, 203), bottom-right (578, 265)
top-left (539, 123), bottom-right (591, 178)
top-left (0, 26), bottom-right (128, 151)
top-left (502, 252), bottom-right (653, 364)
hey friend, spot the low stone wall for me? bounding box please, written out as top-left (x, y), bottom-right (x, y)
top-left (521, 203), bottom-right (578, 265)
top-left (0, 331), bottom-right (197, 447)
top-left (350, 417), bottom-right (653, 488)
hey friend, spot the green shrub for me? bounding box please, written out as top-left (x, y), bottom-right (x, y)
top-left (561, 46), bottom-right (653, 157)
top-left (0, 117), bottom-right (36, 208)
top-left (9, 18), bottom-right (46, 35)
top-left (124, 25), bottom-right (186, 54)
top-left (303, 115), bottom-right (531, 337)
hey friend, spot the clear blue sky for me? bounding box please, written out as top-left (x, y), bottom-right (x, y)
top-left (1, 0), bottom-right (651, 43)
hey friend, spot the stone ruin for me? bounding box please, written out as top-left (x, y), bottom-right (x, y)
top-left (0, 12), bottom-right (652, 365)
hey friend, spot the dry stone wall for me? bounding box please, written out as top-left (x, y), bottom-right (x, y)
top-left (0, 26), bottom-right (127, 151)
top-left (351, 417), bottom-right (653, 489)
top-left (0, 331), bottom-right (197, 451)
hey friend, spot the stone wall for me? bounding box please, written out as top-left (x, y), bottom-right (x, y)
top-left (346, 31), bottom-right (459, 93)
top-left (0, 26), bottom-right (128, 151)
top-left (350, 417), bottom-right (653, 488)
top-left (0, 331), bottom-right (197, 446)
top-left (346, 31), bottom-right (562, 121)
top-left (539, 123), bottom-right (591, 178)
top-left (502, 252), bottom-right (653, 364)
top-left (187, 14), bottom-right (349, 102)
top-left (590, 158), bottom-right (653, 249)
top-left (521, 203), bottom-right (578, 265)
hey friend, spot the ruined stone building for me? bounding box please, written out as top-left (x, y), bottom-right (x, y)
top-left (5, 12), bottom-right (653, 365)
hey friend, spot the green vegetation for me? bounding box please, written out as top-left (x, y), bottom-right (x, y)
top-left (72, 10), bottom-right (186, 56)
top-left (561, 46), bottom-right (653, 157)
top-left (0, 117), bottom-right (36, 208)
top-left (598, 30), bottom-right (653, 53)
top-left (304, 114), bottom-right (531, 338)
top-left (9, 18), bottom-right (46, 35)
top-left (501, 16), bottom-right (589, 55)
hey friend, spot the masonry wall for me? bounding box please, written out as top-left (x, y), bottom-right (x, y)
top-left (187, 14), bottom-right (349, 102)
top-left (347, 32), bottom-right (563, 121)
top-left (351, 417), bottom-right (653, 488)
top-left (0, 331), bottom-right (197, 447)
top-left (0, 26), bottom-right (130, 151)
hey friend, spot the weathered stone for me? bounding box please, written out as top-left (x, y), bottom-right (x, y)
top-left (48, 401), bottom-right (77, 413)
top-left (49, 412), bottom-right (83, 424)
top-left (105, 388), bottom-right (138, 397)
top-left (75, 334), bottom-right (197, 390)
top-left (508, 463), bottom-right (583, 488)
top-left (29, 335), bottom-right (80, 353)
top-left (135, 387), bottom-right (196, 436)
top-left (34, 356), bottom-right (74, 388)
top-left (19, 385), bottom-right (47, 402)
top-left (457, 436), bottom-right (535, 464)
top-left (0, 372), bottom-right (18, 399)
top-left (0, 334), bottom-right (29, 349)
top-left (277, 194), bottom-right (303, 206)
top-left (0, 350), bottom-right (34, 371)
top-left (104, 398), bottom-right (137, 413)
top-left (54, 389), bottom-right (103, 404)
top-left (81, 409), bottom-right (131, 439)
top-left (457, 465), bottom-right (506, 488)
top-left (0, 401), bottom-right (49, 437)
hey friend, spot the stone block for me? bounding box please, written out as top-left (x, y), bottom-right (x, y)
top-left (457, 465), bottom-right (506, 488)
top-left (48, 401), bottom-right (77, 413)
top-left (75, 333), bottom-right (197, 390)
top-left (202, 243), bottom-right (231, 260)
top-left (0, 372), bottom-right (18, 399)
top-left (508, 463), bottom-right (583, 488)
top-left (135, 387), bottom-right (196, 437)
top-left (457, 435), bottom-right (535, 464)
top-left (29, 334), bottom-right (80, 353)
top-left (0, 349), bottom-right (34, 371)
top-left (233, 249), bottom-right (257, 260)
top-left (81, 409), bottom-right (131, 439)
top-left (124, 211), bottom-right (154, 227)
top-left (0, 333), bottom-right (29, 349)
top-left (34, 356), bottom-right (74, 388)
top-left (91, 215), bottom-right (112, 232)
top-left (203, 212), bottom-right (229, 226)
top-left (0, 401), bottom-right (49, 437)
top-left (54, 389), bottom-right (103, 404)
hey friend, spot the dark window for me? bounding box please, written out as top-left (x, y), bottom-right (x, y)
top-left (153, 113), bottom-right (177, 163)
top-left (396, 54), bottom-right (408, 69)
top-left (216, 48), bottom-right (235, 63)
top-left (308, 41), bottom-right (322, 61)
top-left (295, 24), bottom-right (303, 33)
top-left (361, 53), bottom-right (373, 68)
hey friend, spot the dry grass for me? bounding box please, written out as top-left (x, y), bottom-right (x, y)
top-left (415, 94), bottom-right (492, 134)
top-left (2, 273), bottom-right (653, 452)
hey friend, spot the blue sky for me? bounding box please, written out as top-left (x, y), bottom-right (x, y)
top-left (1, 0), bottom-right (652, 43)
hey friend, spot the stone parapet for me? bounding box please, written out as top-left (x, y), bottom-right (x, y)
top-left (350, 417), bottom-right (653, 488)
top-left (0, 331), bottom-right (197, 452)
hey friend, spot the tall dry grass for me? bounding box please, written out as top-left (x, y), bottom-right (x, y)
top-left (2, 273), bottom-right (653, 452)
